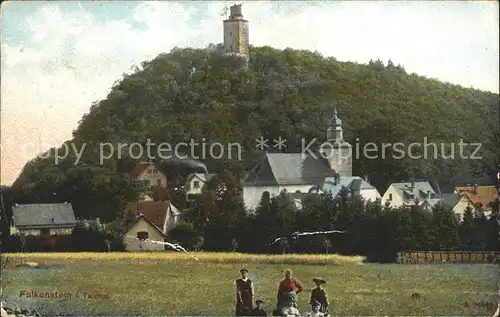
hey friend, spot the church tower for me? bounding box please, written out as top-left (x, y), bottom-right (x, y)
top-left (319, 107), bottom-right (353, 177)
top-left (223, 4), bottom-right (249, 58)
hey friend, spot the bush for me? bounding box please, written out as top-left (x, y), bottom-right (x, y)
top-left (167, 221), bottom-right (203, 251)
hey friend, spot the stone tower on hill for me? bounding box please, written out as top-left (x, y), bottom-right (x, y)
top-left (223, 4), bottom-right (249, 59)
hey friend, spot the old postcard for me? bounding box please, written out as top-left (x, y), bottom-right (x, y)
top-left (1, 1), bottom-right (499, 316)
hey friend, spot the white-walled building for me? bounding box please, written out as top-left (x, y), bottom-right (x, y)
top-left (381, 181), bottom-right (436, 208)
top-left (241, 107), bottom-right (378, 212)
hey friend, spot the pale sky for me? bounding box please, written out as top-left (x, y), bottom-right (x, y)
top-left (1, 1), bottom-right (498, 185)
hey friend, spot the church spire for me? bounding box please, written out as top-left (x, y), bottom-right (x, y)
top-left (327, 107), bottom-right (343, 140)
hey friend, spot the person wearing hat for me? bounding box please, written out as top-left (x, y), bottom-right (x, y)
top-left (309, 278), bottom-right (329, 314)
top-left (250, 299), bottom-right (267, 316)
top-left (235, 268), bottom-right (254, 316)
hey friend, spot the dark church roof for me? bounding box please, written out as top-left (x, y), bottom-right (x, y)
top-left (242, 153), bottom-right (336, 186)
top-left (13, 203), bottom-right (76, 228)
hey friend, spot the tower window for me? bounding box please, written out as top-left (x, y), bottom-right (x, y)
top-left (230, 32), bottom-right (232, 36)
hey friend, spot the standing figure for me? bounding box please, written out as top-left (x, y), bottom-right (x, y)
top-left (276, 269), bottom-right (304, 312)
top-left (310, 278), bottom-right (329, 314)
top-left (235, 268), bottom-right (254, 316)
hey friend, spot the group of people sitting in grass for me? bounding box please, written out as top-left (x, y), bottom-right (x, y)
top-left (235, 268), bottom-right (329, 317)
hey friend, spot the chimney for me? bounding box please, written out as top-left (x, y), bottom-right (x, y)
top-left (473, 184), bottom-right (478, 194)
top-left (51, 218), bottom-right (55, 223)
top-left (427, 190), bottom-right (432, 199)
top-left (410, 180), bottom-right (415, 190)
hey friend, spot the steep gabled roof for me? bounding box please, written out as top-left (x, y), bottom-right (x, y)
top-left (242, 153), bottom-right (336, 186)
top-left (130, 161), bottom-right (164, 179)
top-left (132, 214), bottom-right (166, 237)
top-left (433, 193), bottom-right (461, 207)
top-left (321, 176), bottom-right (377, 198)
top-left (185, 173), bottom-right (217, 186)
top-left (125, 201), bottom-right (181, 232)
top-left (454, 186), bottom-right (497, 211)
top-left (390, 182), bottom-right (435, 200)
top-left (126, 201), bottom-right (168, 229)
top-left (13, 203), bottom-right (76, 228)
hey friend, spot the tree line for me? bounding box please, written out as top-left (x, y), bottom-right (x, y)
top-left (168, 175), bottom-right (499, 262)
top-left (2, 174), bottom-right (498, 261)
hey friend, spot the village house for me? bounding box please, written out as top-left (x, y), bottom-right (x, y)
top-left (381, 181), bottom-right (436, 208)
top-left (10, 202), bottom-right (77, 236)
top-left (76, 217), bottom-right (104, 230)
top-left (184, 173), bottom-right (217, 201)
top-left (310, 175), bottom-right (381, 202)
top-left (122, 201), bottom-right (182, 251)
top-left (452, 185), bottom-right (497, 220)
top-left (129, 161), bottom-right (168, 201)
top-left (241, 107), bottom-right (379, 211)
top-left (421, 193), bottom-right (461, 213)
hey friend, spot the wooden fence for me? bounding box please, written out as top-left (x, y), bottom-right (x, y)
top-left (397, 251), bottom-right (500, 264)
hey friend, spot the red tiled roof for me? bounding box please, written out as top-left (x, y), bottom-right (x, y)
top-left (455, 186), bottom-right (498, 211)
top-left (125, 201), bottom-right (170, 230)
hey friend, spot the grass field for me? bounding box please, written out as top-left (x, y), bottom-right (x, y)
top-left (1, 252), bottom-right (498, 316)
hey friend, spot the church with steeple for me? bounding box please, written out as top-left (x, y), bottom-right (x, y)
top-left (241, 107), bottom-right (380, 212)
top-left (319, 107), bottom-right (353, 177)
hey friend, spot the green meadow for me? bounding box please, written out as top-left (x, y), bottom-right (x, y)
top-left (2, 252), bottom-right (497, 316)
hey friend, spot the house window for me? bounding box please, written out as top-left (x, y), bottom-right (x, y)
top-left (137, 231), bottom-right (148, 240)
top-left (388, 193), bottom-right (392, 201)
top-left (230, 32), bottom-right (232, 36)
top-left (194, 181), bottom-right (200, 189)
top-left (157, 179), bottom-right (162, 186)
top-left (40, 228), bottom-right (50, 236)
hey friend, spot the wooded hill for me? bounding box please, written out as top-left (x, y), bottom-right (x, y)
top-left (11, 44), bottom-right (499, 213)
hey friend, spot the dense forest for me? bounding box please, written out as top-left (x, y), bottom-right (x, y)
top-left (4, 44), bottom-right (499, 223)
